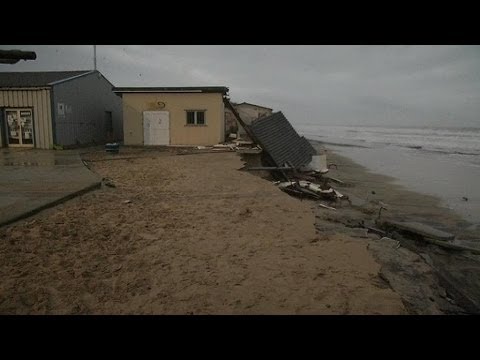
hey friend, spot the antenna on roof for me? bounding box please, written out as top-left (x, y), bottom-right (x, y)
top-left (93, 45), bottom-right (97, 71)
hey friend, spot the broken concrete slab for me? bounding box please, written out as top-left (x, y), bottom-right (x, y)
top-left (368, 238), bottom-right (466, 314)
top-left (381, 220), bottom-right (455, 241)
top-left (348, 228), bottom-right (369, 238)
top-left (300, 154), bottom-right (327, 173)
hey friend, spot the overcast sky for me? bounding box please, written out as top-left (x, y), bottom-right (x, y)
top-left (1, 45), bottom-right (479, 128)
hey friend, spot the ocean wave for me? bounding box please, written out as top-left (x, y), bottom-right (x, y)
top-left (297, 125), bottom-right (480, 157)
top-left (410, 147), bottom-right (480, 156)
top-left (309, 140), bottom-right (371, 149)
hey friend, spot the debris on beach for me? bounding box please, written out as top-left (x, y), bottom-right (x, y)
top-left (247, 111), bottom-right (317, 168)
top-left (222, 103), bottom-right (348, 206)
top-left (102, 177), bottom-right (116, 188)
top-left (175, 139), bottom-right (261, 156)
top-left (318, 203), bottom-right (337, 211)
top-left (380, 220), bottom-right (455, 241)
top-left (374, 220), bottom-right (480, 255)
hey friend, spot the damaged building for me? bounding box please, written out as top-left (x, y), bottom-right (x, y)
top-left (223, 105), bottom-right (345, 205)
top-left (225, 102), bottom-right (273, 140)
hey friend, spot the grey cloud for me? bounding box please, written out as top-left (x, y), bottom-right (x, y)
top-left (1, 45), bottom-right (479, 128)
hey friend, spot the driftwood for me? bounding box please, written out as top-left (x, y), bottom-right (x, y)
top-left (324, 176), bottom-right (345, 185)
top-left (318, 203), bottom-right (336, 211)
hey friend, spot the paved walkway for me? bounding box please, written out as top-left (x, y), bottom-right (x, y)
top-left (0, 148), bottom-right (101, 227)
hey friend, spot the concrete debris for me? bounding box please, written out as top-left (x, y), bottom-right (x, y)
top-left (299, 154), bottom-right (328, 173)
top-left (380, 220), bottom-right (455, 241)
top-left (345, 227), bottom-right (369, 238)
top-left (226, 105), bottom-right (351, 210)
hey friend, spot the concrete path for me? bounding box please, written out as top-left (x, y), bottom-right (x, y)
top-left (0, 148), bottom-right (101, 227)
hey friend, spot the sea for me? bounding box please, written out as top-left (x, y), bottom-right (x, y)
top-left (296, 124), bottom-right (480, 224)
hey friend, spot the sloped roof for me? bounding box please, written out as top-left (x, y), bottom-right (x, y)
top-left (0, 70), bottom-right (93, 88)
top-left (249, 111), bottom-right (317, 168)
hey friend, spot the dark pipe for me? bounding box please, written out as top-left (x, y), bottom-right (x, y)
top-left (0, 50), bottom-right (37, 60)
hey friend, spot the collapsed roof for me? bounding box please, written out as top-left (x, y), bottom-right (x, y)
top-left (249, 111), bottom-right (317, 168)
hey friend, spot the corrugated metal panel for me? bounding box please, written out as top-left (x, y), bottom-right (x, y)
top-left (53, 72), bottom-right (122, 146)
top-left (0, 110), bottom-right (3, 147)
top-left (249, 111), bottom-right (317, 168)
top-left (0, 89), bottom-right (53, 149)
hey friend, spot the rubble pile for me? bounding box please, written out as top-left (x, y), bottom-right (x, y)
top-left (231, 110), bottom-right (347, 208)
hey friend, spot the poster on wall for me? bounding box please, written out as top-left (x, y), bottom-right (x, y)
top-left (57, 103), bottom-right (65, 116)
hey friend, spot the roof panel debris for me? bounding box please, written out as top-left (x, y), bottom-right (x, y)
top-left (249, 111), bottom-right (317, 168)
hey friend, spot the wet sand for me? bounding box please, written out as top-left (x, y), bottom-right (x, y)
top-left (312, 141), bottom-right (480, 314)
top-left (319, 144), bottom-right (471, 231)
top-left (325, 143), bottom-right (480, 224)
top-left (0, 147), bottom-right (406, 315)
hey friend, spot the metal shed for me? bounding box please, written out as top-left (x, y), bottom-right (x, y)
top-left (0, 70), bottom-right (122, 149)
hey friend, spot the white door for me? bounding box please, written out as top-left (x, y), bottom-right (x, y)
top-left (143, 111), bottom-right (169, 145)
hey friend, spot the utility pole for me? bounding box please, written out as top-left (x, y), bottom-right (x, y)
top-left (93, 45), bottom-right (97, 71)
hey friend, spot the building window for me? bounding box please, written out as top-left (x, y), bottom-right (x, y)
top-left (186, 110), bottom-right (206, 125)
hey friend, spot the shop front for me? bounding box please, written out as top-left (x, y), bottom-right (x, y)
top-left (4, 108), bottom-right (34, 147)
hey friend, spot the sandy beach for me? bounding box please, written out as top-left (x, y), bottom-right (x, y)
top-left (0, 146), bottom-right (408, 314)
top-left (1, 144), bottom-right (479, 314)
top-left (2, 45), bottom-right (478, 316)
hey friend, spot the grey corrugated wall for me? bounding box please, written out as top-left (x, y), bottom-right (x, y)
top-left (0, 88), bottom-right (53, 149)
top-left (52, 71), bottom-right (123, 146)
